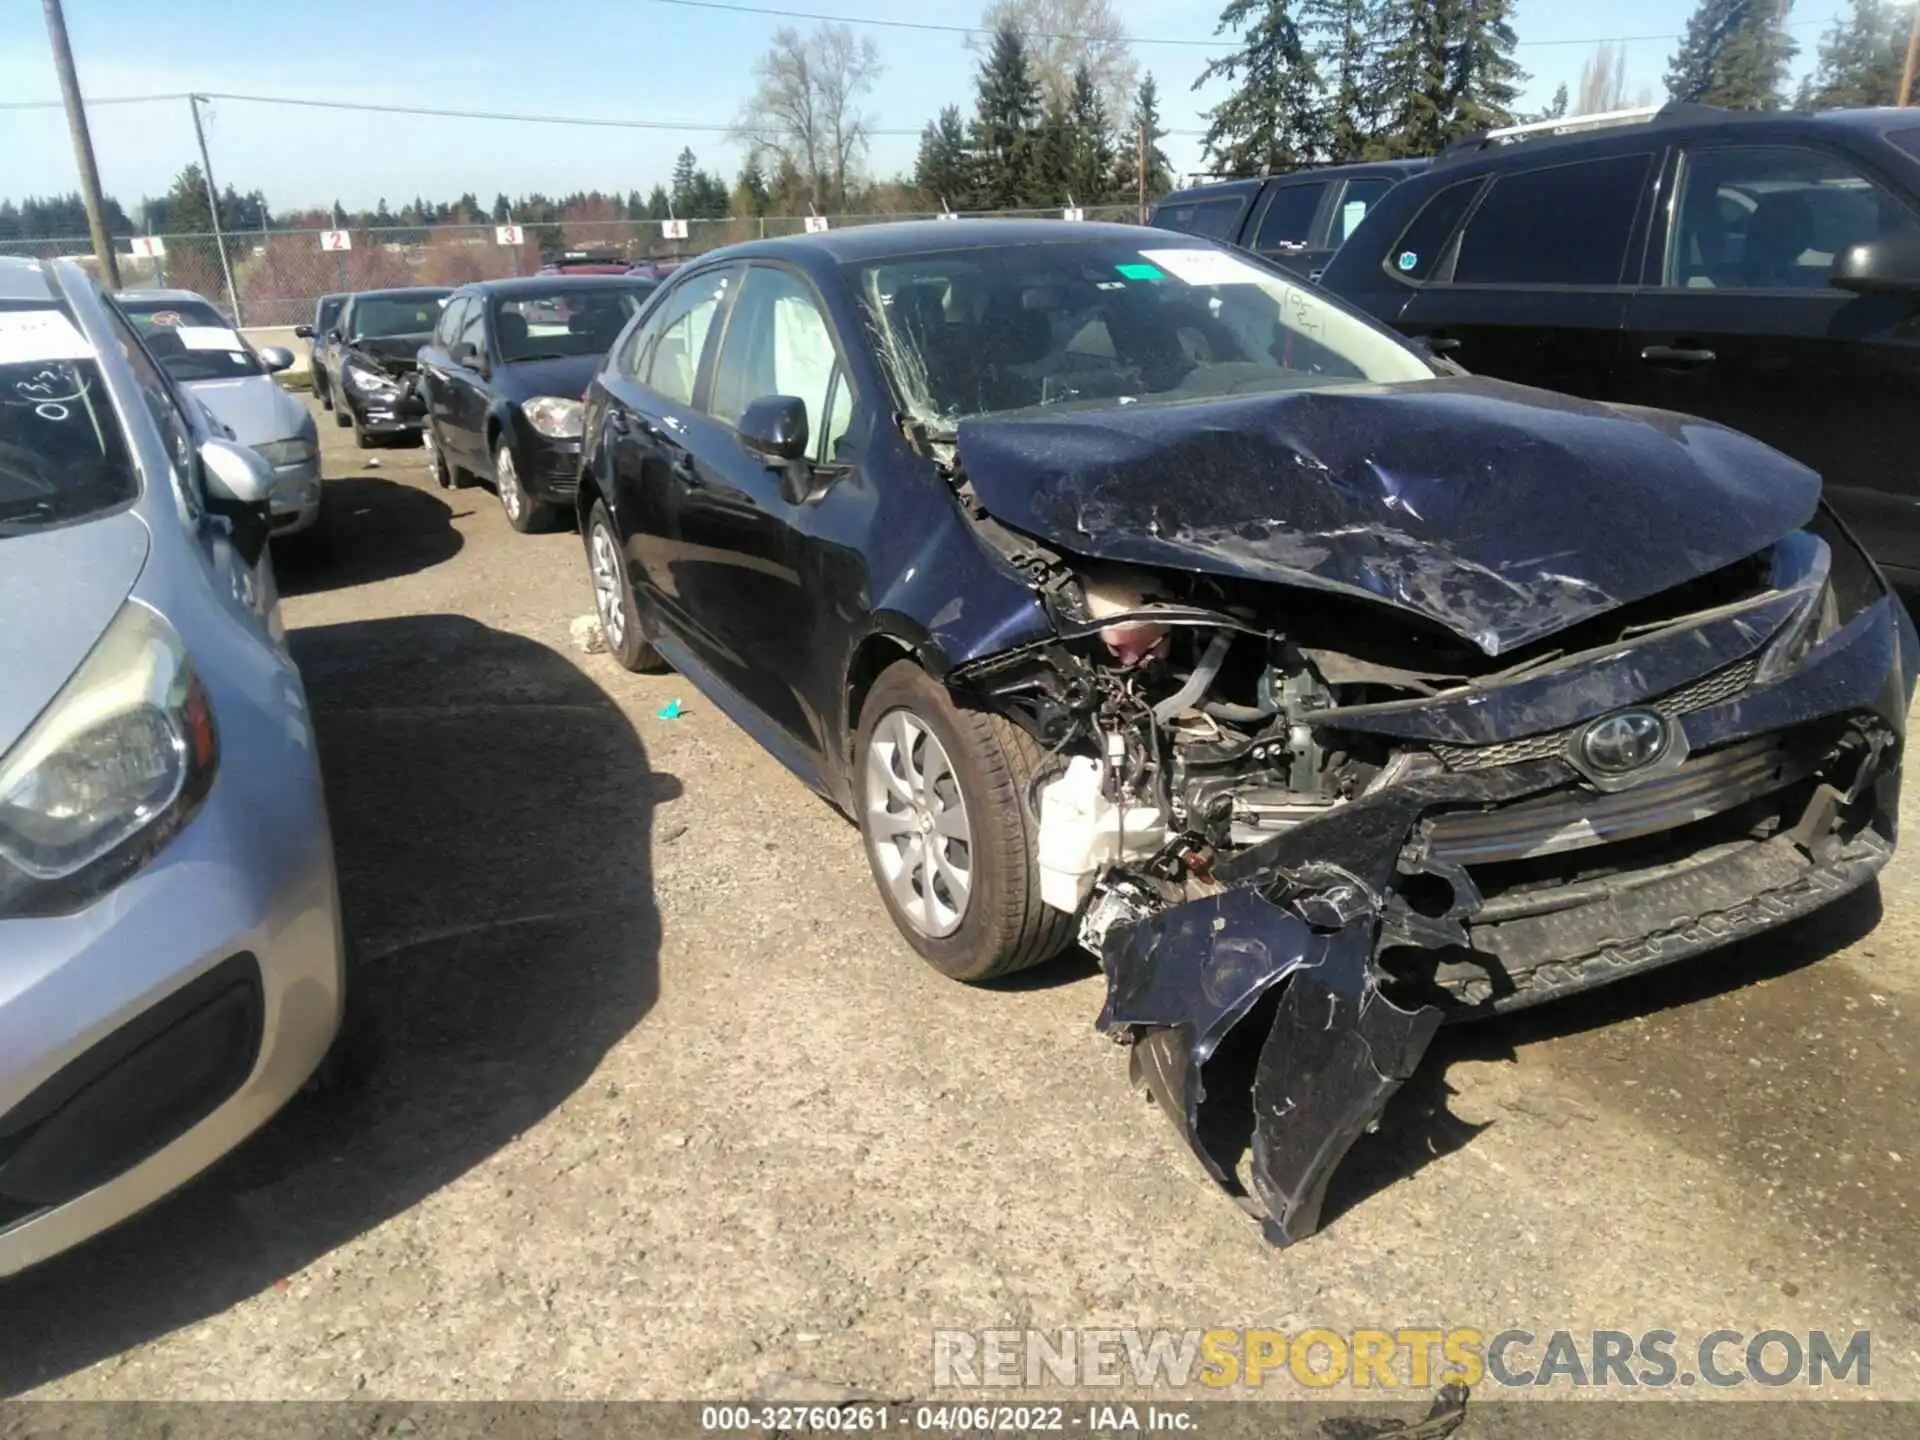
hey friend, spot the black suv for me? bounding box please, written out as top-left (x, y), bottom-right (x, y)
top-left (1318, 103), bottom-right (1920, 582)
top-left (1149, 160), bottom-right (1428, 277)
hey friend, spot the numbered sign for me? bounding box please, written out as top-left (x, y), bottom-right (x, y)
top-left (804, 215), bottom-right (830, 234)
top-left (661, 218), bottom-right (688, 240)
top-left (320, 230), bottom-right (352, 252)
top-left (129, 235), bottom-right (166, 257)
top-left (1062, 207), bottom-right (1085, 222)
top-left (494, 224), bottom-right (524, 245)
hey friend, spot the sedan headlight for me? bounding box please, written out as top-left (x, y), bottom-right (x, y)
top-left (254, 437), bottom-right (318, 467)
top-left (344, 361), bottom-right (396, 392)
top-left (0, 601), bottom-right (218, 917)
top-left (522, 395), bottom-right (584, 439)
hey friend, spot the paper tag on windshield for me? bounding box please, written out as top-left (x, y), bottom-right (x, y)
top-left (1138, 248), bottom-right (1271, 287)
top-left (178, 325), bottom-right (244, 352)
top-left (0, 309), bottom-right (93, 364)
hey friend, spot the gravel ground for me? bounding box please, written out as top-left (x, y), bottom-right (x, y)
top-left (3, 399), bottom-right (1917, 1406)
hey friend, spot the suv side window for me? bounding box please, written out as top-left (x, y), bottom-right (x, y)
top-left (1154, 196), bottom-right (1249, 241)
top-left (1329, 177), bottom-right (1393, 249)
top-left (1253, 182), bottom-right (1329, 251)
top-left (1667, 144), bottom-right (1920, 290)
top-left (1384, 178), bottom-right (1485, 281)
top-left (1451, 154), bottom-right (1651, 287)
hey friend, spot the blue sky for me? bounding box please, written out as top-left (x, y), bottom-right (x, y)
top-left (0, 0), bottom-right (1854, 217)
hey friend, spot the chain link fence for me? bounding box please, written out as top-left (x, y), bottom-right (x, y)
top-left (0, 206), bottom-right (1146, 329)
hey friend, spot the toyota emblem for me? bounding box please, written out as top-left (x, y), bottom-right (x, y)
top-left (1577, 709), bottom-right (1671, 776)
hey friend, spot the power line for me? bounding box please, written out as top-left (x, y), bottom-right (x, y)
top-left (0, 90), bottom-right (187, 110)
top-left (639, 0), bottom-right (1832, 49)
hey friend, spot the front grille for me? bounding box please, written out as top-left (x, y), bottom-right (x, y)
top-left (1432, 657), bottom-right (1760, 772)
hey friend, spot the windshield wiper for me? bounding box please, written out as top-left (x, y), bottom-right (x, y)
top-left (504, 352), bottom-right (572, 363)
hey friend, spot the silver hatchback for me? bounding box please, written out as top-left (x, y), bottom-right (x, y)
top-left (0, 257), bottom-right (344, 1276)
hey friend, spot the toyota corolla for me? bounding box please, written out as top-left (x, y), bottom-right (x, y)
top-left (573, 220), bottom-right (1915, 1243)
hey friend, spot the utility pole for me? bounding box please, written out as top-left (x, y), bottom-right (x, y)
top-left (1137, 117), bottom-right (1148, 222)
top-left (188, 94), bottom-right (243, 326)
top-left (1902, 4), bottom-right (1920, 106)
top-left (41, 0), bottom-right (120, 290)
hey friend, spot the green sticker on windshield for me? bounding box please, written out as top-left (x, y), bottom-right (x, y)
top-left (1116, 262), bottom-right (1167, 281)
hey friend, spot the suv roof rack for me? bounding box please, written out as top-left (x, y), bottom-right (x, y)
top-left (1437, 101), bottom-right (1735, 162)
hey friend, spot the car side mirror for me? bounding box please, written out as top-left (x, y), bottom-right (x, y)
top-left (739, 395), bottom-right (809, 465)
top-left (451, 340), bottom-right (488, 374)
top-left (258, 345), bottom-right (295, 373)
top-left (1831, 235), bottom-right (1920, 296)
top-left (198, 438), bottom-right (274, 565)
top-left (294, 324), bottom-right (314, 339)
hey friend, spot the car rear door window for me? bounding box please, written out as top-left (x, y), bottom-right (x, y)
top-left (1252, 182), bottom-right (1329, 252)
top-left (1667, 144), bottom-right (1920, 290)
top-left (1384, 178), bottom-right (1485, 282)
top-left (1328, 177), bottom-right (1393, 249)
top-left (1451, 155), bottom-right (1652, 287)
top-left (457, 300), bottom-right (486, 355)
top-left (433, 296), bottom-right (469, 350)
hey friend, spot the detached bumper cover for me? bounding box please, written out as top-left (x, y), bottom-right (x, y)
top-left (1095, 591), bottom-right (1914, 1246)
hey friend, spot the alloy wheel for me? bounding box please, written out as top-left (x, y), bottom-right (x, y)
top-left (864, 708), bottom-right (972, 939)
top-left (589, 522), bottom-right (628, 651)
top-left (497, 447), bottom-right (525, 522)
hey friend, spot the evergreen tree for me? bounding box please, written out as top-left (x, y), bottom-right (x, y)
top-left (1113, 73), bottom-right (1174, 199)
top-left (1034, 98), bottom-right (1077, 204)
top-left (645, 184), bottom-right (672, 221)
top-left (1801, 0), bottom-right (1908, 109)
top-left (734, 155), bottom-right (772, 216)
top-left (1196, 0), bottom-right (1325, 175)
top-left (971, 24), bottom-right (1045, 207)
top-left (1065, 65), bottom-right (1118, 204)
top-left (1371, 0), bottom-right (1452, 157)
top-left (1666, 0), bottom-right (1799, 110)
top-left (1303, 0), bottom-right (1386, 161)
top-left (670, 148), bottom-right (700, 213)
top-left (1445, 0), bottom-right (1526, 137)
top-left (915, 104), bottom-right (976, 207)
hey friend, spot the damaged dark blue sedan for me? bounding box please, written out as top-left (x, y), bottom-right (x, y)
top-left (576, 220), bottom-right (1916, 1245)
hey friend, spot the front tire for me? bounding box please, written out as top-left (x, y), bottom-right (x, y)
top-left (316, 373), bottom-right (333, 411)
top-left (495, 443), bottom-right (557, 533)
top-left (587, 499), bottom-right (666, 672)
top-left (855, 663), bottom-right (1072, 982)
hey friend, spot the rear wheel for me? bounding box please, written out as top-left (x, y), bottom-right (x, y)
top-left (496, 443), bottom-right (558, 533)
top-left (587, 500), bottom-right (665, 672)
top-left (855, 663), bottom-right (1072, 982)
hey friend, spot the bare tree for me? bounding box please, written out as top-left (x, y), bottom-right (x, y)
top-left (1575, 41), bottom-right (1632, 114)
top-left (965, 0), bottom-right (1138, 115)
top-left (733, 23), bottom-right (882, 210)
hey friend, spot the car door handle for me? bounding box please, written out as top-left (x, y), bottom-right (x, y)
top-left (1639, 344), bottom-right (1717, 366)
top-left (1423, 335), bottom-right (1463, 353)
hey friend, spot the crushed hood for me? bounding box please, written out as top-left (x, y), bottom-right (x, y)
top-left (954, 378), bottom-right (1821, 656)
top-left (347, 336), bottom-right (427, 374)
top-left (180, 374), bottom-right (310, 446)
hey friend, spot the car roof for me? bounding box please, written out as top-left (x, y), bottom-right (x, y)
top-left (1156, 159), bottom-right (1430, 207)
top-left (457, 275), bottom-right (658, 298)
top-left (0, 255), bottom-right (56, 303)
top-left (686, 218), bottom-right (1212, 266)
top-left (343, 286), bottom-right (454, 301)
top-left (114, 288), bottom-right (220, 307)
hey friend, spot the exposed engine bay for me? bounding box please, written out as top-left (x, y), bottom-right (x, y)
top-left (947, 512), bottom-right (1911, 1247)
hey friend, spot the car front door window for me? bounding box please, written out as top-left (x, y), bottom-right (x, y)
top-left (709, 266), bottom-right (846, 450)
top-left (1667, 144), bottom-right (1920, 290)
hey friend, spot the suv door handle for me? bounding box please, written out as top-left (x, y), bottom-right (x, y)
top-left (1640, 344), bottom-right (1717, 366)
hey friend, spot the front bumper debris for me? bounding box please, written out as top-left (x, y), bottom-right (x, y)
top-left (1094, 592), bottom-right (1912, 1246)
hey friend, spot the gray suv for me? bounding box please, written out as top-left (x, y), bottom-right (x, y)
top-left (0, 257), bottom-right (345, 1276)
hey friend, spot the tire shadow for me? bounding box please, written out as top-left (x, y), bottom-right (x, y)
top-left (0, 614), bottom-right (670, 1395)
top-left (275, 478), bottom-right (464, 596)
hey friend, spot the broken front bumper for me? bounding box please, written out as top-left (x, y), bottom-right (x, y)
top-left (1096, 591), bottom-right (1915, 1247)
